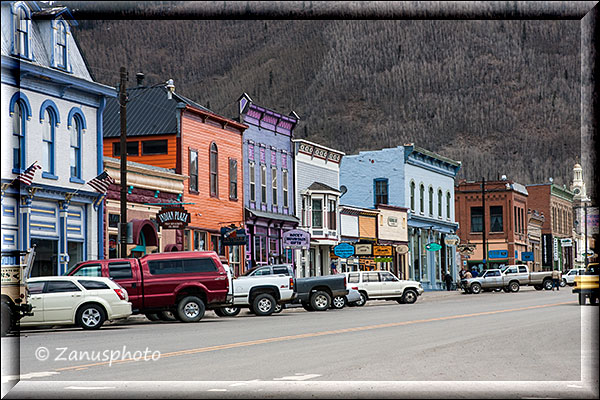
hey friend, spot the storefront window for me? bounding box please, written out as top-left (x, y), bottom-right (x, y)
top-left (193, 230), bottom-right (206, 251)
top-left (68, 241), bottom-right (83, 270)
top-left (269, 237), bottom-right (278, 263)
top-left (108, 234), bottom-right (118, 258)
top-left (434, 232), bottom-right (441, 282)
top-left (229, 245), bottom-right (241, 276)
top-left (30, 238), bottom-right (58, 277)
top-left (410, 228), bottom-right (419, 280)
top-left (420, 229), bottom-right (428, 281)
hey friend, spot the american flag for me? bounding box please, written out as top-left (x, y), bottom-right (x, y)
top-left (17, 162), bottom-right (42, 186)
top-left (87, 170), bottom-right (115, 194)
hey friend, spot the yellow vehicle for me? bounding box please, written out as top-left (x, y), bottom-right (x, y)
top-left (572, 263), bottom-right (599, 305)
top-left (1, 248), bottom-right (36, 336)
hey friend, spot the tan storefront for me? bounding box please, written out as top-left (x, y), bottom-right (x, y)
top-left (377, 205), bottom-right (409, 278)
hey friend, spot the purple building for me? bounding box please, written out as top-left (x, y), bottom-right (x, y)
top-left (239, 93), bottom-right (299, 270)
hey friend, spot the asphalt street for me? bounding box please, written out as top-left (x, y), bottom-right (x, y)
top-left (2, 287), bottom-right (598, 399)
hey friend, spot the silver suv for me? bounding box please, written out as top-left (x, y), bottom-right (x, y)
top-left (344, 271), bottom-right (424, 305)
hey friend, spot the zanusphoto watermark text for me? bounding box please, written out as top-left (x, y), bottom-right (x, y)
top-left (35, 346), bottom-right (161, 366)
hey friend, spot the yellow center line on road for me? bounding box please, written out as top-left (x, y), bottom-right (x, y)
top-left (55, 300), bottom-right (575, 372)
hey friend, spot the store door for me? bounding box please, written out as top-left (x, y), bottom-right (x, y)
top-left (30, 238), bottom-right (58, 276)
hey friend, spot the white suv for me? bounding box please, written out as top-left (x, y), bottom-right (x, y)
top-left (21, 276), bottom-right (132, 330)
top-left (344, 271), bottom-right (424, 305)
top-left (562, 268), bottom-right (585, 287)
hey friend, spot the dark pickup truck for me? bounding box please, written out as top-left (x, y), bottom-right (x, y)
top-left (242, 264), bottom-right (348, 311)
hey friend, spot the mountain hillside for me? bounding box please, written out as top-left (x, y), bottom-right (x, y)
top-left (66, 2), bottom-right (581, 186)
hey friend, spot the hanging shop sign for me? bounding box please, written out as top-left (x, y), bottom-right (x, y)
top-left (156, 206), bottom-right (190, 229)
top-left (457, 244), bottom-right (475, 255)
top-left (425, 242), bottom-right (442, 252)
top-left (282, 229), bottom-right (310, 249)
top-left (521, 252), bottom-right (534, 261)
top-left (220, 226), bottom-right (248, 246)
top-left (354, 243), bottom-right (373, 256)
top-left (373, 245), bottom-right (393, 256)
top-left (333, 243), bottom-right (355, 258)
top-left (395, 244), bottom-right (409, 254)
top-left (374, 257), bottom-right (393, 263)
top-left (560, 238), bottom-right (572, 247)
top-left (444, 234), bottom-right (460, 247)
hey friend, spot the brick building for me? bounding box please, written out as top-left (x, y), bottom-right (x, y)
top-left (455, 178), bottom-right (529, 271)
top-left (526, 182), bottom-right (574, 271)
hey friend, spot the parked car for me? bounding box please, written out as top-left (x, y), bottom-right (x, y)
top-left (67, 251), bottom-right (232, 323)
top-left (562, 268), bottom-right (585, 287)
top-left (500, 264), bottom-right (554, 291)
top-left (462, 264), bottom-right (554, 293)
top-left (343, 287), bottom-right (362, 307)
top-left (344, 271), bottom-right (424, 305)
top-left (240, 264), bottom-right (348, 311)
top-left (20, 276), bottom-right (132, 330)
top-left (573, 263), bottom-right (599, 305)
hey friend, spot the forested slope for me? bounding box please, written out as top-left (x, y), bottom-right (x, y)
top-left (66, 2), bottom-right (581, 186)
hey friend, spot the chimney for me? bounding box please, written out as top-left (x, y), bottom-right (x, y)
top-left (136, 72), bottom-right (145, 87)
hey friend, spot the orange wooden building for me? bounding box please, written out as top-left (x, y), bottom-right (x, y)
top-left (103, 75), bottom-right (247, 272)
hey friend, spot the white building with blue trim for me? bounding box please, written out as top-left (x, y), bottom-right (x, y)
top-left (339, 144), bottom-right (461, 290)
top-left (1, 1), bottom-right (116, 275)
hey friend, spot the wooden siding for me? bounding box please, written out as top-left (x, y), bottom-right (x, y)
top-left (103, 134), bottom-right (177, 170)
top-left (181, 111), bottom-right (244, 233)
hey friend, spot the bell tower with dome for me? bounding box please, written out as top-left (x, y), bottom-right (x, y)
top-left (570, 162), bottom-right (587, 200)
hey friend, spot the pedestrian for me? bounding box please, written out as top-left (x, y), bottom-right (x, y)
top-left (551, 269), bottom-right (562, 291)
top-left (471, 267), bottom-right (479, 278)
top-left (444, 270), bottom-right (453, 291)
top-left (465, 269), bottom-right (473, 280)
top-left (331, 261), bottom-right (338, 274)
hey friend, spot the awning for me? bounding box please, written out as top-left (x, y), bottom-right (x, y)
top-left (245, 208), bottom-right (299, 224)
top-left (130, 219), bottom-right (158, 246)
top-left (164, 243), bottom-right (181, 252)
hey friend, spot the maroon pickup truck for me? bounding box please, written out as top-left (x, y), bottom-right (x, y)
top-left (67, 251), bottom-right (232, 322)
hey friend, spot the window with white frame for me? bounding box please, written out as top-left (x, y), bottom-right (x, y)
top-left (312, 198), bottom-right (323, 228)
top-left (438, 189), bottom-right (443, 217)
top-left (70, 115), bottom-right (82, 178)
top-left (282, 169), bottom-right (288, 208)
top-left (260, 164), bottom-right (267, 204)
top-left (410, 181), bottom-right (415, 211)
top-left (328, 199), bottom-right (337, 230)
top-left (428, 186), bottom-right (434, 215)
top-left (12, 101), bottom-right (26, 170)
top-left (271, 167), bottom-right (277, 206)
top-left (55, 21), bottom-right (68, 69)
top-left (42, 109), bottom-right (56, 175)
top-left (13, 3), bottom-right (31, 59)
top-left (419, 183), bottom-right (425, 213)
top-left (249, 162), bottom-right (256, 202)
top-left (446, 191), bottom-right (451, 219)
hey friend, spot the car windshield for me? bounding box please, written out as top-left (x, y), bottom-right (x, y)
top-left (65, 262), bottom-right (84, 275)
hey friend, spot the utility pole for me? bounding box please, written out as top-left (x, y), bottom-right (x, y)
top-left (481, 177), bottom-right (487, 270)
top-left (119, 67), bottom-right (128, 258)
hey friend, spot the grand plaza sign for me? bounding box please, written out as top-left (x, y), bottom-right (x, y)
top-left (157, 206), bottom-right (190, 229)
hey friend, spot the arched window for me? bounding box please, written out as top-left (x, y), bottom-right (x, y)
top-left (210, 142), bottom-right (218, 197)
top-left (438, 189), bottom-right (443, 217)
top-left (446, 192), bottom-right (451, 219)
top-left (428, 186), bottom-right (434, 215)
top-left (12, 102), bottom-right (26, 170)
top-left (410, 181), bottom-right (415, 211)
top-left (419, 183), bottom-right (425, 213)
top-left (55, 21), bottom-right (68, 69)
top-left (13, 3), bottom-right (31, 59)
top-left (42, 109), bottom-right (56, 176)
top-left (70, 115), bottom-right (83, 179)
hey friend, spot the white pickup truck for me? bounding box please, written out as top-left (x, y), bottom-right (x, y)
top-left (214, 264), bottom-right (296, 317)
top-left (461, 264), bottom-right (554, 294)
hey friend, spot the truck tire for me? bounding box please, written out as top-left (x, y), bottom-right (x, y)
top-left (216, 307), bottom-right (241, 317)
top-left (273, 304), bottom-right (284, 313)
top-left (502, 287), bottom-right (510, 293)
top-left (310, 291), bottom-right (331, 311)
top-left (301, 301), bottom-right (315, 311)
top-left (402, 289), bottom-right (418, 304)
top-left (331, 295), bottom-right (346, 309)
top-left (158, 311), bottom-right (177, 321)
top-left (176, 296), bottom-right (205, 322)
top-left (560, 279), bottom-right (567, 287)
top-left (76, 303), bottom-right (106, 330)
top-left (252, 293), bottom-right (276, 316)
top-left (543, 279), bottom-right (554, 291)
top-left (1, 302), bottom-right (13, 337)
top-left (509, 281), bottom-right (520, 293)
top-left (579, 293), bottom-right (586, 305)
top-left (145, 313), bottom-right (160, 321)
top-left (355, 292), bottom-right (368, 306)
top-left (470, 283), bottom-right (482, 294)
top-left (533, 285), bottom-right (543, 291)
